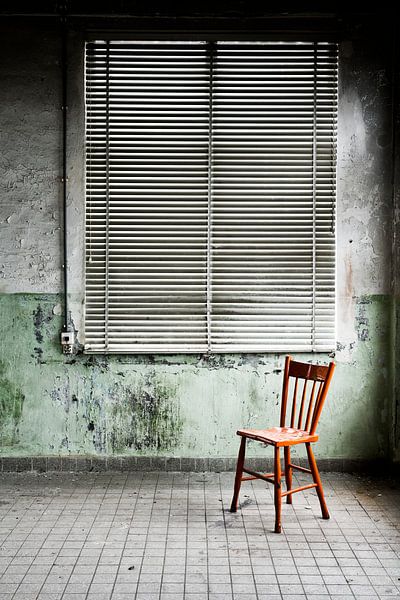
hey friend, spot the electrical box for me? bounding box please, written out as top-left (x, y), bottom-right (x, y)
top-left (61, 331), bottom-right (74, 354)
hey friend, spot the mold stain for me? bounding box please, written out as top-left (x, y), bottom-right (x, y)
top-left (0, 362), bottom-right (25, 446)
top-left (108, 377), bottom-right (183, 453)
top-left (32, 303), bottom-right (52, 362)
top-left (87, 399), bottom-right (105, 453)
top-left (33, 347), bottom-right (43, 362)
top-left (33, 304), bottom-right (45, 343)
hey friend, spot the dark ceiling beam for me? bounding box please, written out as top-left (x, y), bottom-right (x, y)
top-left (0, 2), bottom-right (393, 41)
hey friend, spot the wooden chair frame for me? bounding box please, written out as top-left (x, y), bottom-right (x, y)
top-left (230, 355), bottom-right (335, 533)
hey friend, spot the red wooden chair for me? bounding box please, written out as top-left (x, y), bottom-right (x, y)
top-left (230, 355), bottom-right (335, 533)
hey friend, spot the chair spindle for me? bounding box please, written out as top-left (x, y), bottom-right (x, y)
top-left (290, 378), bottom-right (298, 428)
top-left (304, 380), bottom-right (317, 431)
top-left (297, 379), bottom-right (308, 429)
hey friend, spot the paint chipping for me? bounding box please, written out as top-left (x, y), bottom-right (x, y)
top-left (355, 298), bottom-right (370, 341)
top-left (52, 303), bottom-right (62, 315)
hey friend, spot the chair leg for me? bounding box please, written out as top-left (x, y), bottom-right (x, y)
top-left (284, 447), bottom-right (292, 504)
top-left (230, 437), bottom-right (246, 513)
top-left (306, 443), bottom-right (329, 519)
top-left (274, 446), bottom-right (282, 533)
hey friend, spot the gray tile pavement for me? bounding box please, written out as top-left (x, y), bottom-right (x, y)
top-left (0, 470), bottom-right (399, 599)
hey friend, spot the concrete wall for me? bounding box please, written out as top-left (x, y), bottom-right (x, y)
top-left (0, 19), bottom-right (397, 464)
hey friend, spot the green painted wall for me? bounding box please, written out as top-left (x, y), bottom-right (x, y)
top-left (0, 293), bottom-right (391, 460)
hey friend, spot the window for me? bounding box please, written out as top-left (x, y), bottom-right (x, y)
top-left (85, 41), bottom-right (337, 353)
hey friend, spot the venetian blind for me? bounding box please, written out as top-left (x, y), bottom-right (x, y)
top-left (85, 41), bottom-right (337, 353)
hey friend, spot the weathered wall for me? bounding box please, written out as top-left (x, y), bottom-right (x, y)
top-left (0, 24), bottom-right (62, 294)
top-left (0, 20), bottom-right (396, 463)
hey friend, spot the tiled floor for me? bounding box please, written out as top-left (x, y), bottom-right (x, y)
top-left (0, 471), bottom-right (399, 600)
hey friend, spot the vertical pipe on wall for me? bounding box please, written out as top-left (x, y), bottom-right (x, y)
top-left (61, 1), bottom-right (69, 332)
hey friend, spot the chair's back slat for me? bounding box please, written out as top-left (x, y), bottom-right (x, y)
top-left (309, 381), bottom-right (324, 431)
top-left (280, 356), bottom-right (291, 428)
top-left (297, 379), bottom-right (308, 429)
top-left (289, 378), bottom-right (298, 428)
top-left (280, 356), bottom-right (335, 434)
top-left (304, 380), bottom-right (318, 431)
top-left (310, 363), bottom-right (335, 434)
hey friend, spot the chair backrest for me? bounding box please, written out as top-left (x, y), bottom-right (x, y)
top-left (280, 355), bottom-right (335, 435)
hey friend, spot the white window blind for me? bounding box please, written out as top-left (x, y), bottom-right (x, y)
top-left (85, 41), bottom-right (337, 353)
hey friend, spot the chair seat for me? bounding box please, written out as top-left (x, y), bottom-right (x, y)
top-left (237, 426), bottom-right (319, 447)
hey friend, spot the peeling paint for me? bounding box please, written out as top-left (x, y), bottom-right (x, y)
top-left (53, 303), bottom-right (62, 316)
top-left (355, 298), bottom-right (370, 342)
